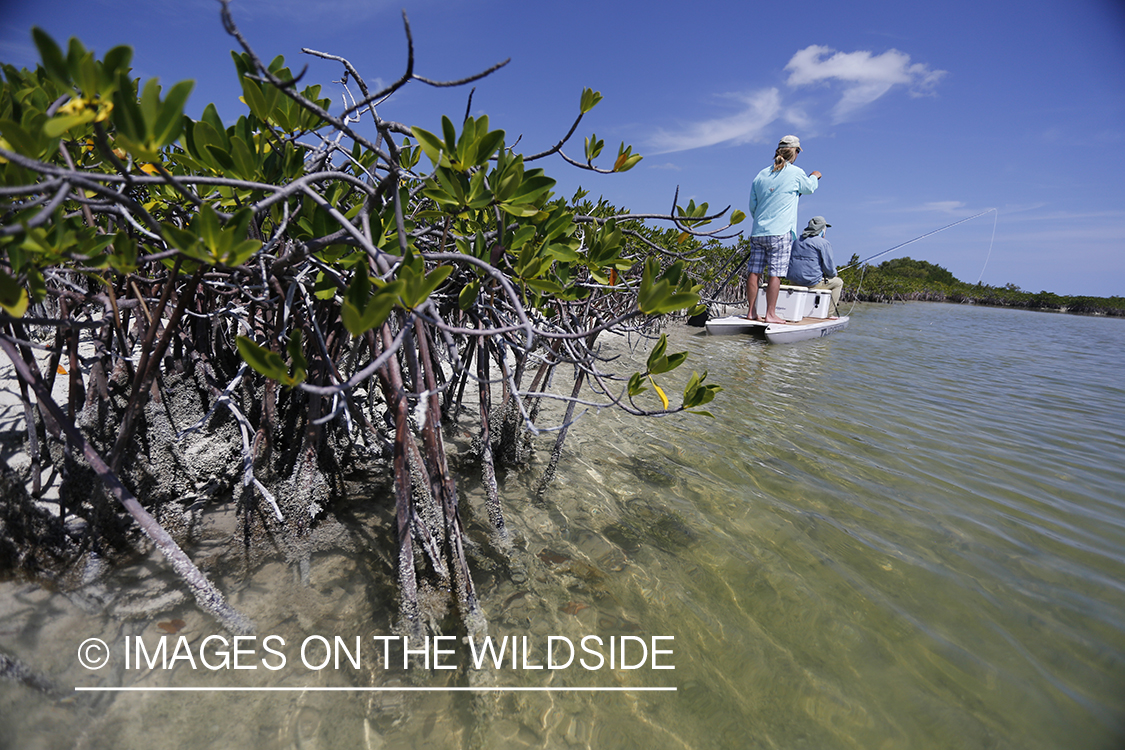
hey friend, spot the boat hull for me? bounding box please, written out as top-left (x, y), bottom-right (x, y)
top-left (704, 314), bottom-right (849, 343)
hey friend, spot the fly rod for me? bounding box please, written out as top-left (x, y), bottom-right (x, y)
top-left (837, 207), bottom-right (997, 272)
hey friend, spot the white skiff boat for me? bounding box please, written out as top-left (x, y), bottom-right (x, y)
top-left (704, 285), bottom-right (849, 344)
top-left (705, 313), bottom-right (849, 343)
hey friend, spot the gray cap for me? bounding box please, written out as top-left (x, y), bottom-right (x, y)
top-left (778, 135), bottom-right (801, 150)
top-left (801, 216), bottom-right (831, 238)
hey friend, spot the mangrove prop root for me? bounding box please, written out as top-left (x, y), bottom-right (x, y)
top-left (0, 651), bottom-right (58, 698)
top-left (476, 335), bottom-right (508, 547)
top-left (373, 327), bottom-right (423, 638)
top-left (0, 337), bottom-right (255, 636)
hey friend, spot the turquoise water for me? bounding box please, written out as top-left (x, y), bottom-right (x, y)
top-left (1, 302), bottom-right (1123, 749)
top-left (593, 302), bottom-right (1125, 749)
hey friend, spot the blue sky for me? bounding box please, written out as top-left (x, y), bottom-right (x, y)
top-left (2, 0), bottom-right (1123, 297)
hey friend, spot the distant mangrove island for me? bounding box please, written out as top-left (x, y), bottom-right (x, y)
top-left (837, 256), bottom-right (1125, 317)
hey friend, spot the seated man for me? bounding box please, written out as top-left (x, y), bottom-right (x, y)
top-left (788, 216), bottom-right (843, 317)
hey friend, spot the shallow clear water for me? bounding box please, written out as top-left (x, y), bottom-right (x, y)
top-left (2, 302), bottom-right (1124, 749)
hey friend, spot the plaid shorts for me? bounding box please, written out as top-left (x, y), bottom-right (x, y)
top-left (741, 234), bottom-right (792, 278)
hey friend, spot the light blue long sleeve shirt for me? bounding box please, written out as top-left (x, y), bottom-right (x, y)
top-left (749, 163), bottom-right (819, 238)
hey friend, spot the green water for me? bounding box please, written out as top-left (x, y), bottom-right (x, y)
top-left (2, 302), bottom-right (1124, 749)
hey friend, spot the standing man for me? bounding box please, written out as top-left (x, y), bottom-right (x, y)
top-left (746, 135), bottom-right (821, 323)
top-left (788, 216), bottom-right (843, 317)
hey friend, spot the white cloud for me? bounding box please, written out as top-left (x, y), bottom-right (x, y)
top-left (785, 46), bottom-right (945, 122)
top-left (643, 46), bottom-right (944, 154)
top-left (780, 105), bottom-right (813, 132)
top-left (647, 88), bottom-right (782, 154)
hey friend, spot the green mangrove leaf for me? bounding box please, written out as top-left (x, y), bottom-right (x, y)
top-left (100, 46), bottom-right (133, 89)
top-left (399, 264), bottom-right (452, 309)
top-left (410, 126), bottom-right (445, 167)
top-left (42, 110), bottom-right (96, 138)
top-left (236, 335), bottom-right (304, 386)
top-left (285, 331), bottom-right (307, 384)
top-left (627, 372), bottom-right (647, 397)
top-left (523, 277), bottom-right (565, 295)
top-left (31, 28), bottom-right (69, 87)
top-left (441, 115), bottom-right (457, 154)
top-left (0, 270), bottom-right (29, 317)
top-left (0, 120), bottom-right (32, 157)
top-left (584, 133), bottom-right (604, 162)
top-left (458, 278), bottom-right (481, 310)
top-left (509, 172), bottom-right (555, 205)
top-left (580, 88), bottom-right (603, 114)
top-left (342, 265), bottom-right (400, 335)
top-left (152, 79), bottom-right (193, 148)
top-left (312, 272), bottom-right (338, 300)
top-left (683, 370), bottom-right (721, 410)
top-left (508, 225), bottom-right (537, 250)
top-left (236, 336), bottom-right (286, 381)
top-left (108, 232), bottom-right (138, 273)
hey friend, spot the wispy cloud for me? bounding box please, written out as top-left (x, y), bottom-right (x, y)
top-left (919, 201), bottom-right (967, 213)
top-left (898, 201), bottom-right (999, 217)
top-left (647, 88), bottom-right (781, 154)
top-left (0, 39), bottom-right (38, 68)
top-left (227, 0), bottom-right (403, 23)
top-left (646, 45), bottom-right (944, 154)
top-left (785, 46), bottom-right (945, 122)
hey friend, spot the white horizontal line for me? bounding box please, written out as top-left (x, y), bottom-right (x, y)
top-left (75, 686), bottom-right (676, 693)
